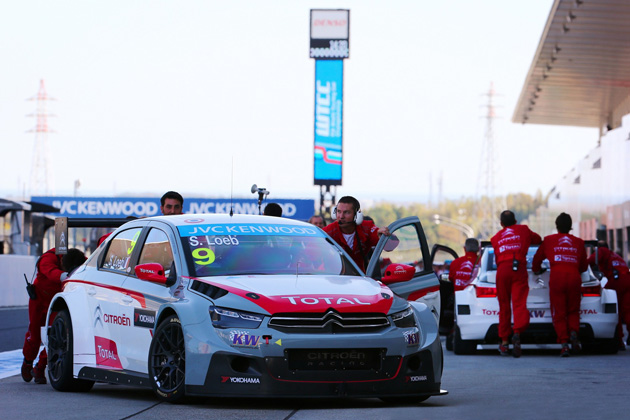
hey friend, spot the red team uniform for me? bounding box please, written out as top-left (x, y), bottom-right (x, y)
top-left (324, 221), bottom-right (380, 272)
top-left (532, 233), bottom-right (587, 343)
top-left (588, 247), bottom-right (630, 344)
top-left (449, 251), bottom-right (478, 291)
top-left (23, 248), bottom-right (65, 381)
top-left (491, 225), bottom-right (542, 342)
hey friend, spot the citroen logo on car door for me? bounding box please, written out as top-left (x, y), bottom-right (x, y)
top-left (94, 304), bottom-right (104, 329)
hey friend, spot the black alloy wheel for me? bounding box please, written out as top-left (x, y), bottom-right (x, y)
top-left (148, 314), bottom-right (186, 403)
top-left (48, 309), bottom-right (94, 392)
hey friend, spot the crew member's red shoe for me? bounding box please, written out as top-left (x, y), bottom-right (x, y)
top-left (32, 364), bottom-right (47, 385)
top-left (21, 360), bottom-right (33, 382)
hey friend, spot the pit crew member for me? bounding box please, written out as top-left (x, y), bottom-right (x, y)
top-left (160, 191), bottom-right (184, 215)
top-left (21, 248), bottom-right (84, 384)
top-left (532, 213), bottom-right (587, 357)
top-left (324, 196), bottom-right (390, 272)
top-left (588, 241), bottom-right (630, 350)
top-left (491, 210), bottom-right (542, 357)
top-left (449, 238), bottom-right (480, 291)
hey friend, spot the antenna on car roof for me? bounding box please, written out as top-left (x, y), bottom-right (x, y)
top-left (229, 157), bottom-right (234, 217)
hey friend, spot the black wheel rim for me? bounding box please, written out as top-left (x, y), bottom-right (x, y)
top-left (151, 321), bottom-right (185, 393)
top-left (48, 316), bottom-right (69, 382)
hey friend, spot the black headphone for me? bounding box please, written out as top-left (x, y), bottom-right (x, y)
top-left (332, 198), bottom-right (364, 225)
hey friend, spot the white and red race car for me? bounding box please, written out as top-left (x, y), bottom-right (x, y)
top-left (44, 214), bottom-right (446, 403)
top-left (448, 242), bottom-right (619, 354)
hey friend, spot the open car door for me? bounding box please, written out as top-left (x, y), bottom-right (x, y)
top-left (430, 244), bottom-right (460, 335)
top-left (365, 216), bottom-right (441, 317)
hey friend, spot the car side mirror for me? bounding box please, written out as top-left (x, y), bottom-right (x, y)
top-left (135, 263), bottom-right (174, 287)
top-left (381, 263), bottom-right (415, 284)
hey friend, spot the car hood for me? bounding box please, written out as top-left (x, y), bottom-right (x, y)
top-left (190, 274), bottom-right (396, 315)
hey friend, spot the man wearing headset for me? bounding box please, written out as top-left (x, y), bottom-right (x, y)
top-left (324, 196), bottom-right (390, 272)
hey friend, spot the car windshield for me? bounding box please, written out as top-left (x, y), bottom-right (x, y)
top-left (485, 246), bottom-right (549, 271)
top-left (178, 223), bottom-right (361, 277)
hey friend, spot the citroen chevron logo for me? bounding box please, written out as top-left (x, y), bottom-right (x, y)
top-left (501, 228), bottom-right (515, 237)
top-left (558, 237), bottom-right (573, 245)
top-left (321, 310), bottom-right (344, 328)
top-left (94, 304), bottom-right (104, 329)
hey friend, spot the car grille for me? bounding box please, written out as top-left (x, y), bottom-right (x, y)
top-left (268, 309), bottom-right (390, 333)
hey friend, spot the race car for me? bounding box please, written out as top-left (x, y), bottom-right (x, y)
top-left (450, 242), bottom-right (619, 355)
top-left (44, 214), bottom-right (446, 403)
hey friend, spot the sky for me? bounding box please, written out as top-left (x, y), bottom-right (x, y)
top-left (0, 0), bottom-right (599, 205)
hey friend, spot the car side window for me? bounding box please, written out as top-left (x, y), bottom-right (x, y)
top-left (101, 228), bottom-right (143, 273)
top-left (138, 228), bottom-right (174, 276)
top-left (379, 224), bottom-right (425, 274)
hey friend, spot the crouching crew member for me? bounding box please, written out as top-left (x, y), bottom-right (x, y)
top-left (588, 241), bottom-right (630, 350)
top-left (22, 248), bottom-right (86, 384)
top-left (449, 238), bottom-right (480, 291)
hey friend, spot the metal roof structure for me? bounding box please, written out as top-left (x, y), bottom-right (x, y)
top-left (512, 0), bottom-right (630, 129)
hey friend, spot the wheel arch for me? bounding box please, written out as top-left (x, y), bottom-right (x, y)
top-left (155, 305), bottom-right (178, 326)
top-left (46, 290), bottom-right (98, 368)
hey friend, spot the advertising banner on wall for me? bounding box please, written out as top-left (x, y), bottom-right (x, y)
top-left (313, 59), bottom-right (344, 186)
top-left (31, 197), bottom-right (315, 220)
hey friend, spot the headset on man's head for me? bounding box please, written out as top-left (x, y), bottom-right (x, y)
top-left (331, 197), bottom-right (364, 225)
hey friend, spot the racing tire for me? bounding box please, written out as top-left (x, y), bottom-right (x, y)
top-left (48, 309), bottom-right (95, 392)
top-left (148, 314), bottom-right (186, 403)
top-left (583, 339), bottom-right (619, 355)
top-left (453, 326), bottom-right (477, 355)
top-left (380, 395), bottom-right (431, 405)
top-left (445, 331), bottom-right (454, 351)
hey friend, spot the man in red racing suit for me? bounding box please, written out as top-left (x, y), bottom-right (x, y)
top-left (532, 213), bottom-right (587, 357)
top-left (588, 242), bottom-right (630, 350)
top-left (324, 196), bottom-right (390, 272)
top-left (491, 210), bottom-right (542, 357)
top-left (22, 248), bottom-right (66, 384)
top-left (449, 238), bottom-right (480, 291)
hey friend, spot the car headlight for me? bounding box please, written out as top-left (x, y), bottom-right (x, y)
top-left (391, 306), bottom-right (416, 328)
top-left (209, 306), bottom-right (264, 329)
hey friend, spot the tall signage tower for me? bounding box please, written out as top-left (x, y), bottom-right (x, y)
top-left (310, 9), bottom-right (349, 218)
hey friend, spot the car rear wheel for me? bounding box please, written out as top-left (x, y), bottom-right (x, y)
top-left (453, 325), bottom-right (477, 355)
top-left (583, 339), bottom-right (619, 355)
top-left (48, 309), bottom-right (95, 392)
top-left (148, 314), bottom-right (186, 403)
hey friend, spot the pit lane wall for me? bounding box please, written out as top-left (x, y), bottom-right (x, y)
top-left (0, 255), bottom-right (36, 307)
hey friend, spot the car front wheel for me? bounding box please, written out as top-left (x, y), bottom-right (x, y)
top-left (148, 314), bottom-right (186, 403)
top-left (48, 309), bottom-right (94, 392)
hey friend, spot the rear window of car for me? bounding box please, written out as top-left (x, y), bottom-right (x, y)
top-left (485, 246), bottom-right (548, 271)
top-left (178, 223), bottom-right (360, 277)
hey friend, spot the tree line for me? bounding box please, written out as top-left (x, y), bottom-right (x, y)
top-left (363, 191), bottom-right (545, 257)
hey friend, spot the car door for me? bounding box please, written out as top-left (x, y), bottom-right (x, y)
top-left (85, 225), bottom-right (145, 370)
top-left (430, 244), bottom-right (460, 333)
top-left (118, 222), bottom-right (181, 373)
top-left (430, 244), bottom-right (459, 281)
top-left (365, 216), bottom-right (441, 317)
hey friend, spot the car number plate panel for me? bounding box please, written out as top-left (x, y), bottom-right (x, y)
top-left (286, 348), bottom-right (384, 371)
